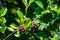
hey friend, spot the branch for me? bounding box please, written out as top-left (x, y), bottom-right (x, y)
top-left (3, 30), bottom-right (17, 40)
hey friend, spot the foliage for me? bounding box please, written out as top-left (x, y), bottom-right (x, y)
top-left (0, 0), bottom-right (60, 40)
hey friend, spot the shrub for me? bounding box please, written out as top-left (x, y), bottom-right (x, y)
top-left (0, 0), bottom-right (60, 40)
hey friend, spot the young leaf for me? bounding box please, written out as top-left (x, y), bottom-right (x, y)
top-left (0, 17), bottom-right (6, 25)
top-left (29, 0), bottom-right (34, 4)
top-left (0, 18), bottom-right (2, 25)
top-left (48, 0), bottom-right (51, 3)
top-left (22, 0), bottom-right (27, 7)
top-left (35, 1), bottom-right (44, 9)
top-left (24, 18), bottom-right (32, 30)
top-left (10, 23), bottom-right (17, 29)
top-left (38, 23), bottom-right (49, 31)
top-left (7, 27), bottom-right (14, 32)
top-left (0, 26), bottom-right (6, 34)
top-left (52, 8), bottom-right (60, 14)
top-left (16, 10), bottom-right (24, 24)
top-left (15, 18), bottom-right (21, 24)
top-left (14, 30), bottom-right (21, 37)
top-left (16, 10), bottom-right (24, 19)
top-left (0, 7), bottom-right (7, 17)
top-left (2, 17), bottom-right (6, 25)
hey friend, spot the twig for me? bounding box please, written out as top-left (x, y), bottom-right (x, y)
top-left (25, 6), bottom-right (28, 17)
top-left (3, 30), bottom-right (17, 40)
top-left (25, 4), bottom-right (30, 17)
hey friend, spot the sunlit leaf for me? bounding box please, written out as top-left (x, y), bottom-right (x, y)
top-left (38, 23), bottom-right (49, 31)
top-left (41, 10), bottom-right (50, 15)
top-left (55, 8), bottom-right (60, 14)
top-left (22, 0), bottom-right (27, 7)
top-left (29, 0), bottom-right (34, 4)
top-left (0, 18), bottom-right (2, 25)
top-left (14, 30), bottom-right (21, 37)
top-left (16, 10), bottom-right (24, 19)
top-left (35, 1), bottom-right (44, 9)
top-left (47, 0), bottom-right (51, 3)
top-left (0, 7), bottom-right (7, 17)
top-left (15, 18), bottom-right (21, 24)
top-left (10, 23), bottom-right (17, 29)
top-left (2, 17), bottom-right (6, 25)
top-left (7, 27), bottom-right (14, 32)
top-left (0, 17), bottom-right (6, 25)
top-left (0, 26), bottom-right (6, 34)
top-left (16, 10), bottom-right (24, 24)
top-left (24, 18), bottom-right (32, 30)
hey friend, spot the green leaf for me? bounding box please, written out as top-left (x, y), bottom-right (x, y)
top-left (35, 1), bottom-right (44, 9)
top-left (57, 8), bottom-right (60, 14)
top-left (0, 18), bottom-right (2, 25)
top-left (0, 7), bottom-right (7, 17)
top-left (38, 23), bottom-right (49, 31)
top-left (20, 18), bottom-right (24, 24)
top-left (33, 20), bottom-right (40, 24)
top-left (16, 10), bottom-right (24, 19)
top-left (16, 10), bottom-right (24, 24)
top-left (47, 0), bottom-right (51, 3)
top-left (2, 17), bottom-right (6, 25)
top-left (14, 30), bottom-right (21, 37)
top-left (22, 0), bottom-right (27, 7)
top-left (10, 23), bottom-right (17, 29)
top-left (29, 0), bottom-right (34, 4)
top-left (50, 4), bottom-right (60, 14)
top-left (52, 8), bottom-right (60, 14)
top-left (41, 10), bottom-right (50, 15)
top-left (0, 17), bottom-right (6, 25)
top-left (7, 27), bottom-right (14, 32)
top-left (25, 18), bottom-right (32, 30)
top-left (15, 18), bottom-right (21, 24)
top-left (0, 26), bottom-right (6, 34)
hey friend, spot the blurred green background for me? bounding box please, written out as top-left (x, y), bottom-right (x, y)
top-left (0, 0), bottom-right (60, 40)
